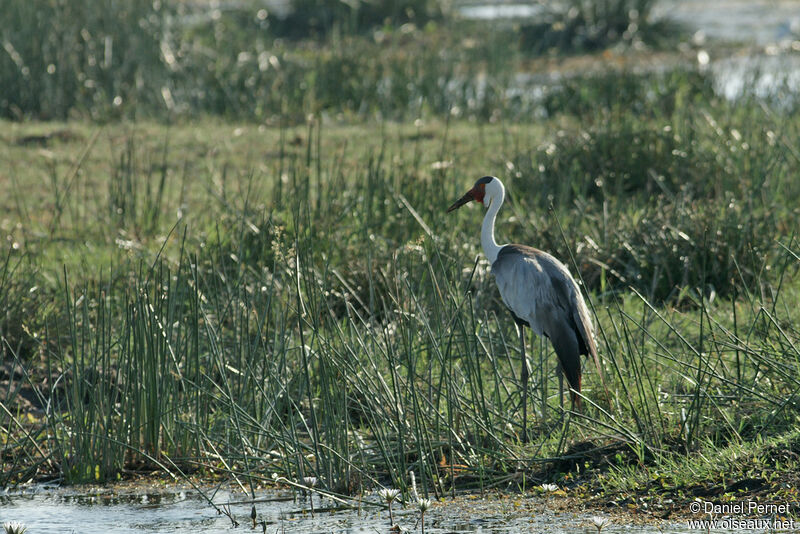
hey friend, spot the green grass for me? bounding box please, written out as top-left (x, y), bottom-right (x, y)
top-left (1, 0), bottom-right (687, 123)
top-left (1, 0), bottom-right (799, 516)
top-left (0, 0), bottom-right (511, 121)
top-left (1, 80), bottom-right (799, 502)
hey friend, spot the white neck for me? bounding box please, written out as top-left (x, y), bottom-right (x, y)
top-left (481, 191), bottom-right (504, 264)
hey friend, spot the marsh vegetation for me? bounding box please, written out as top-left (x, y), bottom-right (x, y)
top-left (1, 0), bottom-right (799, 520)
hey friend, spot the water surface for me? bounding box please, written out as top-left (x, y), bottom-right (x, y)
top-left (0, 485), bottom-right (697, 533)
top-left (457, 0), bottom-right (800, 45)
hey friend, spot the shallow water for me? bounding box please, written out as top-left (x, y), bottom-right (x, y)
top-left (0, 485), bottom-right (701, 534)
top-left (711, 53), bottom-right (800, 101)
top-left (654, 0), bottom-right (800, 45)
top-left (457, 0), bottom-right (800, 104)
top-left (457, 0), bottom-right (800, 46)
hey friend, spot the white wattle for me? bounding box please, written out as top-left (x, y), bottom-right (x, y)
top-left (481, 187), bottom-right (504, 264)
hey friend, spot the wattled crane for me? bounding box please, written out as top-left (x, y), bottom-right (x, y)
top-left (447, 176), bottom-right (601, 442)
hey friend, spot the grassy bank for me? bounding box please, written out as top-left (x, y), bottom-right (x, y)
top-left (2, 64), bottom-right (800, 513)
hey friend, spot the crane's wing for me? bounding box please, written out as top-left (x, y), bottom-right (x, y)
top-left (491, 245), bottom-right (600, 387)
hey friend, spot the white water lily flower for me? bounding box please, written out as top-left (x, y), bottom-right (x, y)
top-left (591, 516), bottom-right (610, 532)
top-left (3, 522), bottom-right (28, 534)
top-left (417, 497), bottom-right (432, 534)
top-left (378, 488), bottom-right (401, 503)
top-left (379, 488), bottom-right (401, 527)
top-left (540, 483), bottom-right (559, 492)
top-left (302, 476), bottom-right (318, 487)
top-left (417, 498), bottom-right (432, 512)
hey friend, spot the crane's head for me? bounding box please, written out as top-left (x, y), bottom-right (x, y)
top-left (446, 176), bottom-right (497, 212)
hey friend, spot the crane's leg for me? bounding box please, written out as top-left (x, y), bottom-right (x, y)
top-left (518, 322), bottom-right (529, 443)
top-left (540, 336), bottom-right (547, 422)
top-left (558, 369), bottom-right (564, 409)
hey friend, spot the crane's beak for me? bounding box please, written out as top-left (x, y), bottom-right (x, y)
top-left (447, 190), bottom-right (475, 213)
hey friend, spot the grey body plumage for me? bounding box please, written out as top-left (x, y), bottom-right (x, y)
top-left (492, 244), bottom-right (598, 399)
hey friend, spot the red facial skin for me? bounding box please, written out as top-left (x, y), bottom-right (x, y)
top-left (471, 184), bottom-right (485, 204)
top-left (447, 183), bottom-right (486, 212)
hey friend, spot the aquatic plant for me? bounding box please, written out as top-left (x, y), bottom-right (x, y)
top-left (519, 0), bottom-right (680, 54)
top-left (417, 498), bottom-right (432, 534)
top-left (591, 516), bottom-right (610, 533)
top-left (379, 488), bottom-right (402, 525)
top-left (301, 476), bottom-right (319, 516)
top-left (273, 0), bottom-right (445, 39)
top-left (2, 522), bottom-right (28, 534)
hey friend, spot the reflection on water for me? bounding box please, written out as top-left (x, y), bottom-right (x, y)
top-left (712, 54), bottom-right (800, 101)
top-left (1, 487), bottom-right (217, 534)
top-left (455, 0), bottom-right (800, 105)
top-left (457, 1), bottom-right (800, 46)
top-left (0, 485), bottom-right (697, 534)
top-left (653, 0), bottom-right (800, 45)
top-left (458, 3), bottom-right (544, 20)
